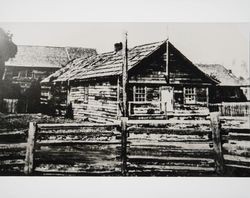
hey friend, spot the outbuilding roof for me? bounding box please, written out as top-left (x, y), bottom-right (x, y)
top-left (6, 45), bottom-right (97, 69)
top-left (196, 64), bottom-right (245, 86)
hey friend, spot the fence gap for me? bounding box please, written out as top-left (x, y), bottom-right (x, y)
top-left (24, 122), bottom-right (37, 175)
top-left (210, 112), bottom-right (224, 175)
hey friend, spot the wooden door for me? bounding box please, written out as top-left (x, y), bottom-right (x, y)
top-left (161, 86), bottom-right (174, 113)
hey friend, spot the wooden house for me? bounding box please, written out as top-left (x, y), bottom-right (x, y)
top-left (3, 45), bottom-right (97, 92)
top-left (1, 45), bottom-right (96, 113)
top-left (41, 40), bottom-right (219, 122)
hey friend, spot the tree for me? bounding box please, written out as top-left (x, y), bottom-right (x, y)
top-left (0, 28), bottom-right (17, 80)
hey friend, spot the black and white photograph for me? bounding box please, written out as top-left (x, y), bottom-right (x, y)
top-left (1, 0), bottom-right (250, 198)
top-left (0, 22), bottom-right (249, 177)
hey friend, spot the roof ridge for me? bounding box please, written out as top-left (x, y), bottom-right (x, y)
top-left (17, 44), bottom-right (96, 50)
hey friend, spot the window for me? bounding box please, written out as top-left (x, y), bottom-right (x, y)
top-left (196, 87), bottom-right (207, 103)
top-left (184, 87), bottom-right (196, 104)
top-left (134, 86), bottom-right (146, 101)
top-left (184, 87), bottom-right (208, 105)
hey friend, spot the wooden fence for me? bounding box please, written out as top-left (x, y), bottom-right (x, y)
top-left (209, 102), bottom-right (250, 117)
top-left (27, 123), bottom-right (122, 176)
top-left (126, 119), bottom-right (216, 176)
top-left (220, 116), bottom-right (250, 176)
top-left (0, 129), bottom-right (27, 175)
top-left (1, 114), bottom-right (250, 176)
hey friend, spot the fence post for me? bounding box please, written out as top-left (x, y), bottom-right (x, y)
top-left (121, 117), bottom-right (128, 176)
top-left (24, 122), bottom-right (36, 175)
top-left (210, 112), bottom-right (224, 175)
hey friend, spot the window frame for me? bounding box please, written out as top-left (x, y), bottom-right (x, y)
top-left (184, 87), bottom-right (196, 104)
top-left (133, 85), bottom-right (147, 102)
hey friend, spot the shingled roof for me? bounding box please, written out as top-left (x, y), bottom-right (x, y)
top-left (196, 64), bottom-right (244, 86)
top-left (41, 40), bottom-right (165, 83)
top-left (42, 40), bottom-right (218, 84)
top-left (6, 45), bottom-right (97, 69)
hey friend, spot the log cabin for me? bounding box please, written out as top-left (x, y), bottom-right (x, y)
top-left (41, 40), bottom-right (220, 122)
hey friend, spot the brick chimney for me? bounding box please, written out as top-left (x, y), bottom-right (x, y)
top-left (114, 42), bottom-right (123, 52)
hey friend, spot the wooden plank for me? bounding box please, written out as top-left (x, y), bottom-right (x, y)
top-left (0, 159), bottom-right (25, 166)
top-left (127, 119), bottom-right (211, 125)
top-left (128, 127), bottom-right (211, 135)
top-left (36, 140), bottom-right (121, 146)
top-left (38, 123), bottom-right (119, 129)
top-left (128, 147), bottom-right (214, 158)
top-left (24, 122), bottom-right (36, 175)
top-left (127, 164), bottom-right (215, 172)
top-left (0, 143), bottom-right (27, 150)
top-left (210, 112), bottom-right (224, 174)
top-left (128, 156), bottom-right (214, 164)
top-left (128, 142), bottom-right (213, 150)
top-left (224, 154), bottom-right (250, 166)
top-left (121, 117), bottom-right (128, 176)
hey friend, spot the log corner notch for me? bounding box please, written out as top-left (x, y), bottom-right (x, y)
top-left (210, 112), bottom-right (225, 175)
top-left (24, 122), bottom-right (37, 175)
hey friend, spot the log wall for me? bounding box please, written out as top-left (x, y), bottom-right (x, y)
top-left (70, 80), bottom-right (119, 123)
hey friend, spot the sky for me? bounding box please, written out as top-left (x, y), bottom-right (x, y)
top-left (0, 22), bottom-right (249, 78)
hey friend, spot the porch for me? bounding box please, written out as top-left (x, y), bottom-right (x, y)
top-left (128, 101), bottom-right (210, 119)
